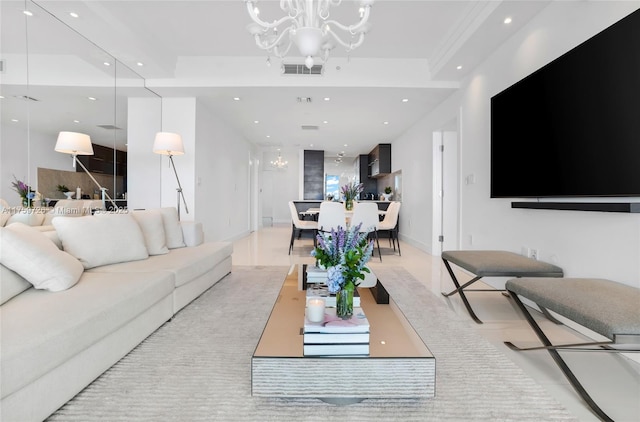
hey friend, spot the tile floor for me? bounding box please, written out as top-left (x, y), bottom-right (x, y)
top-left (232, 224), bottom-right (640, 422)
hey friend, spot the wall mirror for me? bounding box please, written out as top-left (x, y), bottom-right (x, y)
top-left (0, 0), bottom-right (160, 207)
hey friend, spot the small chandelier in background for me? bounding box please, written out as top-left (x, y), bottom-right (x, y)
top-left (246, 0), bottom-right (375, 70)
top-left (271, 149), bottom-right (289, 169)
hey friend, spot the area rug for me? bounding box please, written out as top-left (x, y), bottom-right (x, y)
top-left (48, 266), bottom-right (578, 421)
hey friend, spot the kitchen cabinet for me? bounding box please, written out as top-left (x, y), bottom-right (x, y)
top-left (354, 154), bottom-right (377, 198)
top-left (77, 144), bottom-right (126, 176)
top-left (368, 143), bottom-right (391, 178)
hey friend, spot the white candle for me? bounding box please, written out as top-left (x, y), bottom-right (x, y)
top-left (307, 298), bottom-right (326, 323)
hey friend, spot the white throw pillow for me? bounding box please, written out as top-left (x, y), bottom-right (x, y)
top-left (6, 208), bottom-right (45, 226)
top-left (0, 223), bottom-right (83, 292)
top-left (53, 213), bottom-right (149, 269)
top-left (131, 209), bottom-right (169, 255)
top-left (159, 207), bottom-right (185, 249)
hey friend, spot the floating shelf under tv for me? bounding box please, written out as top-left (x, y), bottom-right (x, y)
top-left (511, 202), bottom-right (640, 213)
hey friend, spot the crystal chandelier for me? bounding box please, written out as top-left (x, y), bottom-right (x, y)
top-left (271, 150), bottom-right (289, 169)
top-left (245, 0), bottom-right (375, 69)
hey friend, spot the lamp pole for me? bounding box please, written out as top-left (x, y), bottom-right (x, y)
top-left (168, 154), bottom-right (188, 220)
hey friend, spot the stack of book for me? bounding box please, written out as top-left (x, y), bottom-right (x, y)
top-left (305, 265), bottom-right (328, 284)
top-left (305, 286), bottom-right (361, 308)
top-left (302, 307), bottom-right (370, 356)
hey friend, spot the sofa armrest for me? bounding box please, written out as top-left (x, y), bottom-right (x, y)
top-left (180, 221), bottom-right (204, 247)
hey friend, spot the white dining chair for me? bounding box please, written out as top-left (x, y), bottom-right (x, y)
top-left (377, 201), bottom-right (401, 256)
top-left (317, 201), bottom-right (347, 233)
top-left (349, 202), bottom-right (382, 261)
top-left (288, 201), bottom-right (318, 255)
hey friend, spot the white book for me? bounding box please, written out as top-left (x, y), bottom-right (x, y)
top-left (303, 332), bottom-right (370, 344)
top-left (303, 343), bottom-right (369, 356)
top-left (303, 307), bottom-right (370, 334)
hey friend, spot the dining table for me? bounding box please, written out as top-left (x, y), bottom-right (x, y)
top-left (299, 207), bottom-right (386, 223)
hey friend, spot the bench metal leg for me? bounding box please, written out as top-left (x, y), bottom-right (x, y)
top-left (441, 259), bottom-right (484, 324)
top-left (507, 292), bottom-right (615, 422)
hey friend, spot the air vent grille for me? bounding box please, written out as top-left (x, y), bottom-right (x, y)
top-left (301, 125), bottom-right (319, 131)
top-left (0, 60), bottom-right (4, 73)
top-left (96, 124), bottom-right (122, 130)
top-left (282, 64), bottom-right (323, 75)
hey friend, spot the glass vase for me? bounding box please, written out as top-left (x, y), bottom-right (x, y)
top-left (336, 284), bottom-right (354, 319)
top-left (345, 199), bottom-right (354, 211)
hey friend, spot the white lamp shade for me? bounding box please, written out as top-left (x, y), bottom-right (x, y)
top-left (55, 131), bottom-right (93, 155)
top-left (153, 132), bottom-right (185, 156)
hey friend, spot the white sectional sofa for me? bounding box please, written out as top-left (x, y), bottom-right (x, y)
top-left (0, 207), bottom-right (233, 421)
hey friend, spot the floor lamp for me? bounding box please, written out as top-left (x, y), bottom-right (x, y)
top-left (54, 131), bottom-right (118, 210)
top-left (153, 132), bottom-right (189, 220)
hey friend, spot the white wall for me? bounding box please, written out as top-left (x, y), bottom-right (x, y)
top-left (394, 2), bottom-right (640, 287)
top-left (195, 99), bottom-right (252, 241)
top-left (127, 97), bottom-right (162, 210)
top-left (262, 148), bottom-right (300, 225)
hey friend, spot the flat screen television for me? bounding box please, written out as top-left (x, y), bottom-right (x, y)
top-left (490, 9), bottom-right (640, 198)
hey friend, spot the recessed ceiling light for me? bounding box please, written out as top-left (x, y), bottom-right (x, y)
top-left (23, 10), bottom-right (33, 16)
top-left (136, 62), bottom-right (144, 67)
top-left (383, 121), bottom-right (389, 125)
top-left (401, 98), bottom-right (409, 103)
top-left (254, 120), bottom-right (259, 124)
top-left (310, 144), bottom-right (314, 147)
top-left (233, 97), bottom-right (241, 101)
top-left (324, 97), bottom-right (330, 101)
top-left (323, 120), bottom-right (328, 124)
top-left (69, 12), bottom-right (79, 18)
top-left (73, 120), bottom-right (80, 123)
top-left (266, 135), bottom-right (271, 138)
top-left (343, 144), bottom-right (348, 147)
top-left (0, 95), bottom-right (4, 99)
top-left (103, 62), bottom-right (111, 66)
top-left (504, 17), bottom-right (512, 24)
top-left (11, 119), bottom-right (19, 122)
top-left (456, 65), bottom-right (463, 70)
top-left (88, 97), bottom-right (97, 101)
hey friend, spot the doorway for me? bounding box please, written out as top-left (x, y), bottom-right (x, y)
top-left (432, 119), bottom-right (460, 255)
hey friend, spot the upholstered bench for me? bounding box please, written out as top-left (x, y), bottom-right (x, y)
top-left (441, 250), bottom-right (564, 323)
top-left (505, 277), bottom-right (640, 422)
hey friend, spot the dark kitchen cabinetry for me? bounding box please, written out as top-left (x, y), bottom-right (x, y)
top-left (368, 143), bottom-right (391, 178)
top-left (77, 144), bottom-right (126, 176)
top-left (303, 150), bottom-right (324, 200)
top-left (354, 154), bottom-right (377, 198)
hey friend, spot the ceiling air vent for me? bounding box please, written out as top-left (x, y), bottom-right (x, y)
top-left (282, 64), bottom-right (323, 75)
top-left (96, 124), bottom-right (122, 130)
top-left (301, 125), bottom-right (319, 131)
top-left (0, 60), bottom-right (4, 73)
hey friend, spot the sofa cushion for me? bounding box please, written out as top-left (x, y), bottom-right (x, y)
top-left (89, 241), bottom-right (233, 288)
top-left (0, 199), bottom-right (10, 227)
top-left (159, 207), bottom-right (185, 249)
top-left (6, 208), bottom-right (45, 226)
top-left (0, 223), bottom-right (83, 292)
top-left (131, 209), bottom-right (169, 255)
top-left (0, 265), bottom-right (32, 305)
top-left (0, 270), bottom-right (174, 400)
top-left (53, 213), bottom-right (149, 269)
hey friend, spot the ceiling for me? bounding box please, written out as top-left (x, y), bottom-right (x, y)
top-left (3, 0), bottom-right (551, 158)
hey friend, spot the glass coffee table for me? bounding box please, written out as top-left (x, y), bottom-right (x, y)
top-left (251, 264), bottom-right (435, 403)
